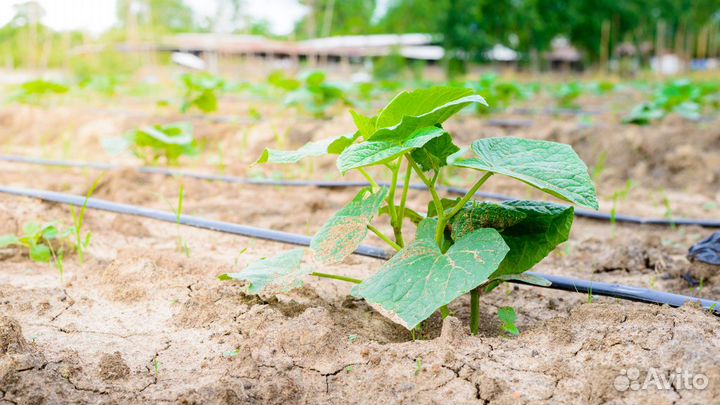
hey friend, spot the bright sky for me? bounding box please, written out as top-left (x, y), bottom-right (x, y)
top-left (0, 0), bottom-right (311, 36)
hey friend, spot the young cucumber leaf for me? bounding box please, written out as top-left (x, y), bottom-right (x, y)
top-left (219, 248), bottom-right (309, 294)
top-left (337, 126), bottom-right (445, 174)
top-left (352, 218), bottom-right (509, 330)
top-left (311, 187), bottom-right (389, 264)
top-left (498, 307), bottom-right (519, 336)
top-left (368, 87), bottom-right (487, 141)
top-left (30, 244), bottom-right (51, 263)
top-left (350, 110), bottom-right (377, 139)
top-left (453, 137), bottom-right (599, 210)
top-left (451, 200), bottom-right (573, 278)
top-left (255, 133), bottom-right (358, 165)
top-left (410, 132), bottom-right (461, 172)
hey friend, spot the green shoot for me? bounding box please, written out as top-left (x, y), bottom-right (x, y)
top-left (592, 151), bottom-right (607, 181)
top-left (175, 183), bottom-right (190, 257)
top-left (70, 175), bottom-right (103, 264)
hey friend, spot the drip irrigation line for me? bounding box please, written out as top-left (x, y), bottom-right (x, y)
top-left (3, 154), bottom-right (720, 228)
top-left (0, 185), bottom-right (718, 316)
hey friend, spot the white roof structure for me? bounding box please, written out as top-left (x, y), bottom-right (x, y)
top-left (300, 34), bottom-right (435, 49)
top-left (485, 44), bottom-right (518, 62)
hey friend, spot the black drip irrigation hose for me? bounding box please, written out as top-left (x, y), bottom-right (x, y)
top-left (0, 185), bottom-right (718, 316)
top-left (2, 154), bottom-right (720, 228)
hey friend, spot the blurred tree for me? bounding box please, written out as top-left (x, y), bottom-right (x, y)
top-left (295, 0), bottom-right (377, 38)
top-left (117, 0), bottom-right (197, 34)
top-left (373, 0), bottom-right (442, 33)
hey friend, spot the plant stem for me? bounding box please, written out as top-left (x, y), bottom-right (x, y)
top-left (358, 167), bottom-right (379, 190)
top-left (395, 161), bottom-right (412, 248)
top-left (367, 224), bottom-right (402, 251)
top-left (386, 160), bottom-right (400, 233)
top-left (407, 157), bottom-right (446, 246)
top-left (446, 172), bottom-right (494, 219)
top-left (439, 305), bottom-right (449, 318)
top-left (310, 272), bottom-right (362, 284)
top-left (470, 286), bottom-right (480, 335)
top-left (434, 172), bottom-right (494, 250)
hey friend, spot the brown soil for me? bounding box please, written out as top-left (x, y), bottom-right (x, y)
top-left (1, 84), bottom-right (720, 404)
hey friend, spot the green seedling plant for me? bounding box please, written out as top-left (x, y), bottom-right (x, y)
top-left (179, 72), bottom-right (225, 113)
top-left (78, 75), bottom-right (122, 97)
top-left (224, 87), bottom-right (598, 335)
top-left (268, 70), bottom-right (350, 118)
top-left (553, 82), bottom-right (584, 109)
top-left (466, 74), bottom-right (531, 115)
top-left (104, 122), bottom-right (200, 165)
top-left (0, 222), bottom-right (73, 280)
top-left (70, 176), bottom-right (103, 264)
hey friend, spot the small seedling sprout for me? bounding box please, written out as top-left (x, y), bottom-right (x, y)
top-left (70, 175), bottom-right (103, 264)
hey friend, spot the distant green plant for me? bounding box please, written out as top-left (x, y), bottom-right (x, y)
top-left (9, 79), bottom-right (69, 104)
top-left (180, 72), bottom-right (225, 113)
top-left (553, 82), bottom-right (583, 109)
top-left (588, 81), bottom-right (616, 95)
top-left (78, 75), bottom-right (121, 97)
top-left (624, 79), bottom-right (720, 125)
top-left (223, 86), bottom-right (598, 335)
top-left (104, 122), bottom-right (200, 165)
top-left (467, 74), bottom-right (531, 114)
top-left (267, 70), bottom-right (350, 118)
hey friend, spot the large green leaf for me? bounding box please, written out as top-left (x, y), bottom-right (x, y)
top-left (337, 126), bottom-right (445, 174)
top-left (255, 133), bottom-right (357, 165)
top-left (451, 200), bottom-right (573, 278)
top-left (311, 187), bottom-right (389, 264)
top-left (219, 248), bottom-right (309, 294)
top-left (369, 87), bottom-right (486, 141)
top-left (453, 137), bottom-right (599, 210)
top-left (352, 219), bottom-right (509, 329)
top-left (410, 132), bottom-right (461, 172)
